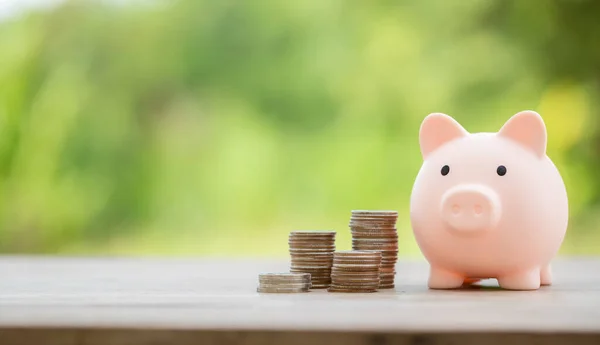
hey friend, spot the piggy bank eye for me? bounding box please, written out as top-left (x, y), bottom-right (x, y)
top-left (441, 165), bottom-right (450, 176)
top-left (497, 165), bottom-right (507, 176)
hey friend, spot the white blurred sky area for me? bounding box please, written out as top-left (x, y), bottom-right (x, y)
top-left (0, 0), bottom-right (65, 20)
top-left (0, 0), bottom-right (155, 21)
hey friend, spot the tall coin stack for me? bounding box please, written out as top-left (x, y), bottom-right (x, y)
top-left (349, 210), bottom-right (398, 288)
top-left (257, 273), bottom-right (311, 293)
top-left (288, 231), bottom-right (336, 289)
top-left (328, 250), bottom-right (382, 293)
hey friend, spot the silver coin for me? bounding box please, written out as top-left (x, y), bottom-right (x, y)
top-left (331, 271), bottom-right (380, 276)
top-left (289, 243), bottom-right (335, 247)
top-left (259, 283), bottom-right (311, 288)
top-left (334, 250), bottom-right (382, 256)
top-left (328, 287), bottom-right (377, 293)
top-left (352, 238), bottom-right (397, 242)
top-left (259, 273), bottom-right (312, 279)
top-left (350, 225), bottom-right (398, 231)
top-left (310, 284), bottom-right (331, 289)
top-left (330, 283), bottom-right (380, 289)
top-left (290, 252), bottom-right (334, 256)
top-left (257, 287), bottom-right (310, 293)
top-left (352, 241), bottom-right (398, 246)
top-left (259, 275), bottom-right (312, 281)
top-left (289, 231), bottom-right (336, 237)
top-left (351, 210), bottom-right (398, 215)
top-left (259, 273), bottom-right (311, 279)
top-left (333, 256), bottom-right (382, 261)
top-left (333, 263), bottom-right (381, 268)
top-left (331, 277), bottom-right (381, 285)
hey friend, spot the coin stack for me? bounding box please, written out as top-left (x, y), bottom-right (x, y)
top-left (288, 231), bottom-right (336, 289)
top-left (256, 273), bottom-right (311, 293)
top-left (349, 210), bottom-right (398, 289)
top-left (328, 250), bottom-right (382, 293)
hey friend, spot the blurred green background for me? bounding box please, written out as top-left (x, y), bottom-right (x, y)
top-left (0, 0), bottom-right (599, 258)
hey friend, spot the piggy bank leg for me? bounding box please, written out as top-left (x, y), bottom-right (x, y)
top-left (428, 266), bottom-right (464, 289)
top-left (497, 268), bottom-right (541, 290)
top-left (540, 264), bottom-right (552, 286)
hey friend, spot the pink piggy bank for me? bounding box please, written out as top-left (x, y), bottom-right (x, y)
top-left (409, 111), bottom-right (568, 290)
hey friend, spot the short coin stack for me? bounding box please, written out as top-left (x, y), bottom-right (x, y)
top-left (349, 210), bottom-right (398, 288)
top-left (328, 250), bottom-right (382, 293)
top-left (256, 273), bottom-right (311, 293)
top-left (288, 231), bottom-right (336, 289)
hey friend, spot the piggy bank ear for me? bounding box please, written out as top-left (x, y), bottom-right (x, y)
top-left (419, 113), bottom-right (469, 159)
top-left (498, 110), bottom-right (547, 158)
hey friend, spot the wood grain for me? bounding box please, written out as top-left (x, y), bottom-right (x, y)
top-left (0, 256), bottom-right (599, 345)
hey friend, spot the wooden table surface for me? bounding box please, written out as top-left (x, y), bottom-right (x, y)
top-left (0, 256), bottom-right (599, 345)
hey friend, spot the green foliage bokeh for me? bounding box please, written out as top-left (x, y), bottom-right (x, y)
top-left (0, 0), bottom-right (599, 257)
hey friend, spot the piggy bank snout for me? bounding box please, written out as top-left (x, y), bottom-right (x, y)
top-left (440, 184), bottom-right (501, 234)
